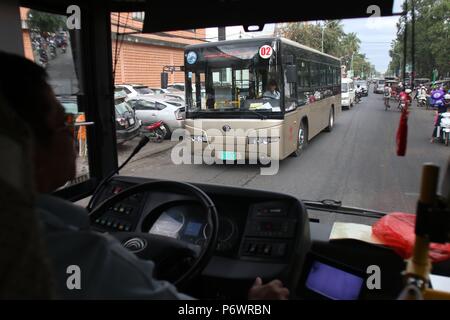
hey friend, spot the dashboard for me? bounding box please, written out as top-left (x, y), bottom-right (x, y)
top-left (90, 177), bottom-right (307, 264)
top-left (88, 176), bottom-right (446, 300)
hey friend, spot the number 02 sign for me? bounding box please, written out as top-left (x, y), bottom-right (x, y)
top-left (259, 45), bottom-right (272, 59)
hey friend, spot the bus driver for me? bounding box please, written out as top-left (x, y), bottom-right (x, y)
top-left (0, 51), bottom-right (290, 300)
top-left (263, 79), bottom-right (280, 99)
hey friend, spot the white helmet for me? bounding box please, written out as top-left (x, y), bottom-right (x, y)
top-left (444, 94), bottom-right (450, 100)
top-left (405, 89), bottom-right (412, 94)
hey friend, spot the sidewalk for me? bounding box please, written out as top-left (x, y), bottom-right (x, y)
top-left (75, 138), bottom-right (176, 181)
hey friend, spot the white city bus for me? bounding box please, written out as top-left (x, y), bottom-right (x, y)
top-left (184, 37), bottom-right (341, 161)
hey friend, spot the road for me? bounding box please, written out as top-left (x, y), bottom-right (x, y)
top-left (121, 91), bottom-right (449, 214)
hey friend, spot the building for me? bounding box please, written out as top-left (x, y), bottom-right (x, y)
top-left (20, 8), bottom-right (206, 88)
top-left (110, 12), bottom-right (206, 87)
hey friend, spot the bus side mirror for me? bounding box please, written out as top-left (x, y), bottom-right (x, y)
top-left (161, 72), bottom-right (169, 89)
top-left (285, 65), bottom-right (297, 83)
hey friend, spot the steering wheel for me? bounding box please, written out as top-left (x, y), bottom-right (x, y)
top-left (89, 181), bottom-right (219, 288)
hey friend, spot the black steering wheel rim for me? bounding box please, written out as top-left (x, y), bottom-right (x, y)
top-left (89, 180), bottom-right (219, 287)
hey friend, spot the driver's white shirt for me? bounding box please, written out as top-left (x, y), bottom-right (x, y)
top-left (37, 194), bottom-right (192, 299)
top-left (263, 90), bottom-right (280, 99)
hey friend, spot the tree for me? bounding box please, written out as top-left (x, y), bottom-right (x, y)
top-left (27, 9), bottom-right (66, 35)
top-left (281, 20), bottom-right (375, 78)
top-left (387, 0), bottom-right (450, 79)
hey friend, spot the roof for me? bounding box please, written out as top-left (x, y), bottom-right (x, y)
top-left (186, 37), bottom-right (339, 62)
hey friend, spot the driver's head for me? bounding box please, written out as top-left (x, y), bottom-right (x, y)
top-left (0, 51), bottom-right (76, 193)
top-left (267, 79), bottom-right (277, 92)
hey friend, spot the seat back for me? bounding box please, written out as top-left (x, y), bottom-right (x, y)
top-left (0, 94), bottom-right (55, 299)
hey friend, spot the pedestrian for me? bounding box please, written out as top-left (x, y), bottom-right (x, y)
top-left (76, 113), bottom-right (87, 157)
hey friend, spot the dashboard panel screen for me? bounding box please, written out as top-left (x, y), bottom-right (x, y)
top-left (184, 222), bottom-right (203, 237)
top-left (305, 261), bottom-right (364, 300)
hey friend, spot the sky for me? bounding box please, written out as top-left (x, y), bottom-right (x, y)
top-left (205, 0), bottom-right (403, 73)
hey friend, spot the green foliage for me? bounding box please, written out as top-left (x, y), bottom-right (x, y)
top-left (27, 9), bottom-right (66, 34)
top-left (387, 0), bottom-right (450, 79)
top-left (280, 21), bottom-right (375, 78)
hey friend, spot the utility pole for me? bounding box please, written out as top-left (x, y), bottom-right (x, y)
top-left (321, 23), bottom-right (325, 52)
top-left (218, 27), bottom-right (226, 41)
top-left (402, 1), bottom-right (407, 87)
top-left (411, 0), bottom-right (416, 88)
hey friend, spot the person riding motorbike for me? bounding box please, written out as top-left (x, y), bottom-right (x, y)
top-left (355, 84), bottom-right (363, 103)
top-left (398, 88), bottom-right (412, 111)
top-left (383, 84), bottom-right (392, 109)
top-left (431, 93), bottom-right (450, 143)
top-left (417, 85), bottom-right (428, 107)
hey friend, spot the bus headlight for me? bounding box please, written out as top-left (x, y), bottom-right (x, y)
top-left (248, 137), bottom-right (280, 144)
top-left (191, 135), bottom-right (207, 142)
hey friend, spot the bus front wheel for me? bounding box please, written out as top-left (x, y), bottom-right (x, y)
top-left (293, 121), bottom-right (308, 157)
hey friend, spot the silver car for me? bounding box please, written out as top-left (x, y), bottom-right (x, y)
top-left (127, 97), bottom-right (185, 138)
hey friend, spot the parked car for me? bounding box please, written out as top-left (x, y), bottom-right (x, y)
top-left (167, 83), bottom-right (185, 92)
top-left (114, 91), bottom-right (141, 144)
top-left (374, 79), bottom-right (385, 94)
top-left (341, 78), bottom-right (355, 109)
top-left (127, 97), bottom-right (185, 138)
top-left (115, 84), bottom-right (155, 99)
top-left (149, 87), bottom-right (169, 94)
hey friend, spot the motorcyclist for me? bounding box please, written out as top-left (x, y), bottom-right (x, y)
top-left (383, 83), bottom-right (392, 109)
top-left (417, 85), bottom-right (428, 107)
top-left (398, 88), bottom-right (412, 111)
top-left (431, 93), bottom-right (450, 143)
top-left (355, 84), bottom-right (362, 103)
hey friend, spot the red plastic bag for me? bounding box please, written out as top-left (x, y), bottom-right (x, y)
top-left (372, 212), bottom-right (450, 262)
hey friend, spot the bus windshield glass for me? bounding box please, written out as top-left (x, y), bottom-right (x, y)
top-left (185, 40), bottom-right (282, 117)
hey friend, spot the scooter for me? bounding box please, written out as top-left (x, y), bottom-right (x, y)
top-left (139, 120), bottom-right (167, 143)
top-left (440, 112), bottom-right (450, 146)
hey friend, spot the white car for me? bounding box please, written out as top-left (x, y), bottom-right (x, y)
top-left (341, 78), bottom-right (355, 109)
top-left (127, 97), bottom-right (185, 138)
top-left (115, 84), bottom-right (155, 99)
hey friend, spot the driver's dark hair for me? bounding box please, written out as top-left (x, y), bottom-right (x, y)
top-left (0, 51), bottom-right (53, 142)
top-left (268, 79), bottom-right (277, 87)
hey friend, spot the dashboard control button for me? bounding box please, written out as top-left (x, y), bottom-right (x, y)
top-left (112, 222), bottom-right (118, 229)
top-left (263, 245), bottom-right (272, 255)
top-left (106, 220), bottom-right (112, 227)
top-left (118, 224), bottom-right (124, 231)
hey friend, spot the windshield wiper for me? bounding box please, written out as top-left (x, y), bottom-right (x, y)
top-left (302, 199), bottom-right (386, 218)
top-left (228, 107), bottom-right (267, 120)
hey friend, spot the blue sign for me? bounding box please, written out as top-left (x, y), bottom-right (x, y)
top-left (186, 51), bottom-right (197, 65)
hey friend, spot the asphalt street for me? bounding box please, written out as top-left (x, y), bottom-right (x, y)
top-left (121, 90), bottom-right (449, 214)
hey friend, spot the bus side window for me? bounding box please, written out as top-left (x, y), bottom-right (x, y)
top-left (297, 59), bottom-right (310, 106)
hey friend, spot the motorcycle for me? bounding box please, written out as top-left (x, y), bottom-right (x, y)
top-left (418, 95), bottom-right (428, 108)
top-left (139, 121), bottom-right (167, 143)
top-left (440, 112), bottom-right (450, 146)
top-left (38, 48), bottom-right (48, 69)
top-left (49, 43), bottom-right (57, 59)
top-left (355, 91), bottom-right (362, 104)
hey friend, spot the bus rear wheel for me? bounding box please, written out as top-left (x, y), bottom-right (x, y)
top-left (325, 109), bottom-right (334, 132)
top-left (293, 121), bottom-right (308, 157)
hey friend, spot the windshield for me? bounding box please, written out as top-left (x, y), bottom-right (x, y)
top-left (134, 86), bottom-right (153, 94)
top-left (185, 41), bottom-right (282, 117)
top-left (115, 100), bottom-right (133, 114)
top-left (61, 7), bottom-right (449, 217)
